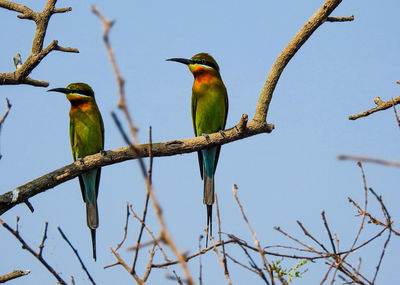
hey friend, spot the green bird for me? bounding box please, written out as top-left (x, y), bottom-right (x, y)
top-left (167, 53), bottom-right (228, 241)
top-left (48, 83), bottom-right (104, 261)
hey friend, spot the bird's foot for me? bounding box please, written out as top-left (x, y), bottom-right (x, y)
top-left (78, 158), bottom-right (85, 165)
top-left (219, 130), bottom-right (226, 138)
top-left (202, 133), bottom-right (210, 142)
top-left (100, 150), bottom-right (107, 156)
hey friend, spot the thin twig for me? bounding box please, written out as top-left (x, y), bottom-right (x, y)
top-left (57, 227), bottom-right (96, 285)
top-left (115, 203), bottom-right (130, 251)
top-left (233, 184), bottom-right (273, 284)
top-left (38, 221), bottom-right (48, 257)
top-left (205, 228), bottom-right (232, 285)
top-left (132, 127), bottom-right (153, 272)
top-left (0, 218), bottom-right (67, 285)
top-left (369, 188), bottom-right (392, 283)
top-left (338, 154), bottom-right (400, 167)
top-left (326, 15), bottom-right (354, 22)
top-left (349, 96), bottom-right (400, 120)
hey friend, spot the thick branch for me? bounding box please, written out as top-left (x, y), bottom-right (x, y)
top-left (0, 117), bottom-right (273, 215)
top-left (349, 96), bottom-right (400, 120)
top-left (0, 0), bottom-right (78, 87)
top-left (253, 0), bottom-right (346, 123)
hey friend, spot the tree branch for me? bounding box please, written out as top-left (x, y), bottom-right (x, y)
top-left (0, 270), bottom-right (30, 283)
top-left (253, 0), bottom-right (348, 123)
top-left (0, 0), bottom-right (78, 87)
top-left (0, 116), bottom-right (273, 215)
top-left (349, 96), bottom-right (400, 120)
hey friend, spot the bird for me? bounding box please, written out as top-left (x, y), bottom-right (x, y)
top-left (167, 53), bottom-right (228, 243)
top-left (48, 83), bottom-right (104, 261)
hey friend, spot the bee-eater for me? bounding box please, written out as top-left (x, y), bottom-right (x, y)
top-left (48, 83), bottom-right (104, 261)
top-left (167, 53), bottom-right (228, 242)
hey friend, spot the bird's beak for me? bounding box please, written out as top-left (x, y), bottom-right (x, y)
top-left (166, 58), bottom-right (194, 65)
top-left (47, 88), bottom-right (70, 94)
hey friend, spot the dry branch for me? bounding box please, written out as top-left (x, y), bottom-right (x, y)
top-left (0, 270), bottom-right (30, 283)
top-left (349, 96), bottom-right (400, 120)
top-left (0, 0), bottom-right (78, 87)
top-left (0, 117), bottom-right (272, 215)
top-left (0, 218), bottom-right (67, 284)
top-left (338, 154), bottom-right (400, 167)
top-left (253, 0), bottom-right (349, 123)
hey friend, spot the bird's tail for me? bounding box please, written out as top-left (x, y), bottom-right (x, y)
top-left (204, 175), bottom-right (214, 247)
top-left (86, 201), bottom-right (99, 261)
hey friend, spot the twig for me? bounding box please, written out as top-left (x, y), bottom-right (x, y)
top-left (128, 204), bottom-right (170, 262)
top-left (205, 228), bottom-right (232, 285)
top-left (142, 245), bottom-right (156, 282)
top-left (38, 221), bottom-right (48, 257)
top-left (321, 212), bottom-right (337, 255)
top-left (237, 242), bottom-right (269, 284)
top-left (215, 194), bottom-right (230, 283)
top-left (110, 247), bottom-right (144, 285)
top-left (233, 184), bottom-right (274, 284)
top-left (57, 227), bottom-right (96, 285)
top-left (0, 218), bottom-right (67, 285)
top-left (115, 203), bottom-right (130, 251)
top-left (131, 126), bottom-right (153, 272)
top-left (0, 98), bottom-right (12, 160)
top-left (368, 188), bottom-right (392, 283)
top-left (392, 103), bottom-right (400, 132)
top-left (338, 154), bottom-right (400, 167)
top-left (349, 96), bottom-right (400, 120)
top-left (225, 253), bottom-right (259, 274)
top-left (0, 270), bottom-right (30, 283)
top-left (0, 0), bottom-right (78, 86)
top-left (297, 220), bottom-right (329, 253)
top-left (198, 235), bottom-right (203, 285)
top-left (326, 15), bottom-right (354, 22)
top-left (0, 98), bottom-right (11, 127)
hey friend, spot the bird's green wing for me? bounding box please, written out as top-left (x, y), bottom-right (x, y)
top-left (70, 116), bottom-right (87, 201)
top-left (213, 89), bottom-right (228, 175)
top-left (192, 92), bottom-right (204, 179)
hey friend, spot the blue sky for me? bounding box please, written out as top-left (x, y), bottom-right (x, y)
top-left (1, 0), bottom-right (400, 284)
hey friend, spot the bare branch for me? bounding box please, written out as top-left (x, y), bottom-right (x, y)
top-left (349, 96), bottom-right (400, 120)
top-left (0, 218), bottom-right (67, 284)
top-left (58, 227), bottom-right (96, 285)
top-left (233, 184), bottom-right (274, 283)
top-left (254, 0), bottom-right (348, 123)
top-left (0, 270), bottom-right (30, 283)
top-left (0, 98), bottom-right (12, 160)
top-left (326, 15), bottom-right (354, 22)
top-left (338, 154), bottom-right (400, 167)
top-left (115, 203), bottom-right (130, 251)
top-left (0, 0), bottom-right (78, 87)
top-left (0, 119), bottom-right (272, 215)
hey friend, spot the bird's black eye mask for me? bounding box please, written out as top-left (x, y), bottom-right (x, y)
top-left (70, 89), bottom-right (94, 97)
top-left (192, 59), bottom-right (219, 72)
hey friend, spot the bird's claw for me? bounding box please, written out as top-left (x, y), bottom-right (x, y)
top-left (202, 133), bottom-right (210, 141)
top-left (100, 150), bottom-right (107, 156)
top-left (78, 158), bottom-right (85, 165)
top-left (219, 130), bottom-right (226, 138)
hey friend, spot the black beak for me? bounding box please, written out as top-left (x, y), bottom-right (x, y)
top-left (47, 88), bottom-right (70, 94)
top-left (166, 58), bottom-right (194, 65)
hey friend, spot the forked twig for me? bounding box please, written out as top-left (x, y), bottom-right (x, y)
top-left (0, 218), bottom-right (66, 285)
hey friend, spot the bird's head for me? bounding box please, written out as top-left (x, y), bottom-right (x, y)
top-left (48, 82), bottom-right (95, 103)
top-left (166, 53), bottom-right (220, 77)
